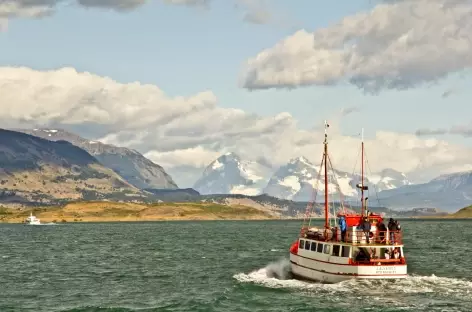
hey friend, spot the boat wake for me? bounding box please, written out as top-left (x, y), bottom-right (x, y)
top-left (233, 258), bottom-right (472, 299)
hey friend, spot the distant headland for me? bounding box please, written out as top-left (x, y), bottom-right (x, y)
top-left (0, 201), bottom-right (276, 223)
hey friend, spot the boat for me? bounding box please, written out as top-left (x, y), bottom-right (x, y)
top-left (25, 212), bottom-right (41, 225)
top-left (288, 121), bottom-right (407, 283)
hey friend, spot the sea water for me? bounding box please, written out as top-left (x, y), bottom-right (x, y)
top-left (0, 219), bottom-right (471, 311)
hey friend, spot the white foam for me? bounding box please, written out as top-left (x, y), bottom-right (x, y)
top-left (234, 259), bottom-right (472, 299)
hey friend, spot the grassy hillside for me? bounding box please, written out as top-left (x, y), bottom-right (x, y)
top-left (0, 201), bottom-right (275, 223)
top-left (450, 206), bottom-right (472, 218)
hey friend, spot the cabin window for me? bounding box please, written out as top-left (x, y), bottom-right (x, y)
top-left (299, 240), bottom-right (304, 249)
top-left (305, 240), bottom-right (311, 250)
top-left (317, 243), bottom-right (323, 253)
top-left (341, 246), bottom-right (350, 257)
top-left (323, 244), bottom-right (330, 254)
top-left (332, 245), bottom-right (340, 256)
top-left (310, 242), bottom-right (317, 251)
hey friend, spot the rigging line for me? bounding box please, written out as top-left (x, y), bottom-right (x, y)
top-left (349, 146), bottom-right (361, 208)
top-left (330, 155), bottom-right (348, 212)
top-left (308, 156), bottom-right (324, 229)
top-left (328, 166), bottom-right (335, 228)
top-left (304, 154), bottom-right (324, 232)
top-left (363, 149), bottom-right (383, 209)
top-left (327, 154), bottom-right (347, 218)
top-left (328, 158), bottom-right (337, 228)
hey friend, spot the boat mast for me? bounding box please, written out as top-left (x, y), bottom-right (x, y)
top-left (324, 120), bottom-right (329, 229)
top-left (361, 128), bottom-right (365, 216)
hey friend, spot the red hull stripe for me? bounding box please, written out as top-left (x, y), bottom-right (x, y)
top-left (291, 252), bottom-right (406, 267)
top-left (290, 260), bottom-right (407, 277)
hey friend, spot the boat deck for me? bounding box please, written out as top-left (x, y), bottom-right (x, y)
top-left (302, 228), bottom-right (403, 246)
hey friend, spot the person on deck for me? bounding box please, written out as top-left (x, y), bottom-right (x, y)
top-left (388, 218), bottom-right (396, 243)
top-left (360, 217), bottom-right (371, 243)
top-left (338, 215), bottom-right (347, 242)
top-left (393, 248), bottom-right (400, 259)
top-left (355, 248), bottom-right (370, 262)
top-left (378, 221), bottom-right (387, 243)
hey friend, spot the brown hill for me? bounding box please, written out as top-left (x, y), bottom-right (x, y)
top-left (450, 206), bottom-right (472, 218)
top-left (0, 201), bottom-right (274, 223)
top-left (0, 129), bottom-right (139, 205)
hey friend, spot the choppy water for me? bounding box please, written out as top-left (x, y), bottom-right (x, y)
top-left (0, 219), bottom-right (471, 311)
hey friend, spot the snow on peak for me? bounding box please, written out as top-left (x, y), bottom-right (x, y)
top-left (211, 159), bottom-right (224, 170)
top-left (194, 153), bottom-right (272, 196)
top-left (264, 161), bottom-right (412, 202)
top-left (289, 156), bottom-right (312, 165)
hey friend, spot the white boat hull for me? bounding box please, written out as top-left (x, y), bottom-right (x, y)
top-left (290, 253), bottom-right (407, 284)
top-left (25, 213), bottom-right (41, 225)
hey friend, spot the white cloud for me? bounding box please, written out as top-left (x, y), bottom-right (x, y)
top-left (0, 0), bottom-right (285, 29)
top-left (162, 0), bottom-right (209, 7)
top-left (241, 0), bottom-right (472, 92)
top-left (1, 66), bottom-right (472, 185)
top-left (144, 146), bottom-right (221, 169)
top-left (77, 0), bottom-right (147, 11)
top-left (235, 0), bottom-right (271, 25)
top-left (0, 0), bottom-right (147, 30)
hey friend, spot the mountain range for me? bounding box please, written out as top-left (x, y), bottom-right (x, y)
top-left (192, 153), bottom-right (472, 212)
top-left (193, 153), bottom-right (411, 200)
top-left (0, 127), bottom-right (471, 212)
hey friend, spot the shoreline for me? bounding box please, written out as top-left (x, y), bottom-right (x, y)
top-left (3, 215), bottom-right (469, 224)
top-left (1, 201), bottom-right (468, 224)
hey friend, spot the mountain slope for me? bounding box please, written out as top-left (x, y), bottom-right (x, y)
top-left (17, 128), bottom-right (177, 190)
top-left (193, 153), bottom-right (272, 195)
top-left (378, 171), bottom-right (472, 211)
top-left (0, 129), bottom-right (138, 204)
top-left (451, 205), bottom-right (472, 218)
top-left (369, 168), bottom-right (410, 191)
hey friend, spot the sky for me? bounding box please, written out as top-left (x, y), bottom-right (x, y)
top-left (1, 0), bottom-right (472, 187)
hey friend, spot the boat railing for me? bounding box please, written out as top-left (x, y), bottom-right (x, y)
top-left (301, 227), bottom-right (403, 245)
top-left (344, 229), bottom-right (403, 245)
top-left (350, 257), bottom-right (406, 265)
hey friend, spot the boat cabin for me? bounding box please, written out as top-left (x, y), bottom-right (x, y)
top-left (291, 237), bottom-right (405, 266)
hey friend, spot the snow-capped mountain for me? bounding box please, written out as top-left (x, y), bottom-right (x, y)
top-left (262, 157), bottom-right (412, 202)
top-left (193, 153), bottom-right (273, 195)
top-left (369, 168), bottom-right (411, 191)
top-left (193, 154), bottom-right (412, 200)
top-left (262, 156), bottom-right (357, 201)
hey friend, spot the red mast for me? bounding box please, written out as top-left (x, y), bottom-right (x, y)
top-left (324, 120), bottom-right (329, 229)
top-left (361, 128), bottom-right (365, 217)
